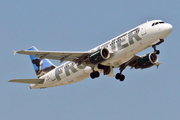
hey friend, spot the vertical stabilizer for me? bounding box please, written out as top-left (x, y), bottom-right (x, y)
top-left (28, 46), bottom-right (56, 78)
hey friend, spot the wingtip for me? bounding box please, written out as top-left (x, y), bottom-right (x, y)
top-left (156, 63), bottom-right (161, 68)
top-left (13, 50), bottom-right (17, 55)
top-left (8, 80), bottom-right (13, 82)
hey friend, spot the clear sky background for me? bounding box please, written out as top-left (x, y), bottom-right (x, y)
top-left (1, 0), bottom-right (179, 120)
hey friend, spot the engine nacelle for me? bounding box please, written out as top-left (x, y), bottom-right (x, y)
top-left (89, 48), bottom-right (110, 64)
top-left (135, 53), bottom-right (158, 69)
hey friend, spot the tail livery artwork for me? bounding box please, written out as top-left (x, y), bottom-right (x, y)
top-left (9, 20), bottom-right (173, 89)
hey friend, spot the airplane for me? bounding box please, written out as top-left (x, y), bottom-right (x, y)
top-left (9, 20), bottom-right (173, 89)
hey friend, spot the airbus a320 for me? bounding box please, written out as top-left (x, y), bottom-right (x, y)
top-left (9, 20), bottom-right (173, 89)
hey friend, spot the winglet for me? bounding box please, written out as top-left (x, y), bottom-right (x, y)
top-left (155, 62), bottom-right (161, 68)
top-left (13, 50), bottom-right (17, 55)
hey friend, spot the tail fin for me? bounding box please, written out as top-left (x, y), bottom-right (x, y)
top-left (28, 46), bottom-right (56, 78)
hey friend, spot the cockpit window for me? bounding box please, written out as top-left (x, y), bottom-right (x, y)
top-left (152, 21), bottom-right (164, 26)
top-left (159, 22), bottom-right (164, 24)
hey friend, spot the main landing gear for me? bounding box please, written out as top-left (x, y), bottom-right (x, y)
top-left (90, 69), bottom-right (125, 81)
top-left (90, 64), bottom-right (111, 79)
top-left (152, 39), bottom-right (164, 55)
top-left (115, 73), bottom-right (125, 81)
top-left (115, 63), bottom-right (126, 81)
top-left (90, 71), bottom-right (100, 79)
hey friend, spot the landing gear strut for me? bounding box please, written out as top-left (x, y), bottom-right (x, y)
top-left (115, 63), bottom-right (126, 81)
top-left (152, 45), bottom-right (160, 54)
top-left (152, 39), bottom-right (164, 54)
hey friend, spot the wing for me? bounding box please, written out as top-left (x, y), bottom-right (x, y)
top-left (119, 53), bottom-right (161, 72)
top-left (14, 50), bottom-right (89, 63)
top-left (9, 79), bottom-right (45, 84)
top-left (125, 55), bottom-right (141, 69)
top-left (117, 55), bottom-right (140, 72)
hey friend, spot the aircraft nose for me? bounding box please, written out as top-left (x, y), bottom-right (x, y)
top-left (160, 23), bottom-right (173, 38)
top-left (166, 23), bottom-right (173, 33)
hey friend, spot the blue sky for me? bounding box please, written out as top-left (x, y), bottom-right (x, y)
top-left (1, 0), bottom-right (180, 120)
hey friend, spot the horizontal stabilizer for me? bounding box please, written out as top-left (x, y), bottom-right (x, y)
top-left (9, 79), bottom-right (45, 84)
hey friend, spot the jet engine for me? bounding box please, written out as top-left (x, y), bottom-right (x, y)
top-left (88, 48), bottom-right (110, 64)
top-left (135, 53), bottom-right (159, 69)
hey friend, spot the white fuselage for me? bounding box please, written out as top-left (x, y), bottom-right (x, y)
top-left (30, 20), bottom-right (173, 89)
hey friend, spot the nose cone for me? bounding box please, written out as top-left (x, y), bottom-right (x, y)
top-left (166, 23), bottom-right (173, 34)
top-left (160, 23), bottom-right (173, 38)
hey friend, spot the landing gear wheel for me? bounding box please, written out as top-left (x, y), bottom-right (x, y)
top-left (119, 74), bottom-right (125, 81)
top-left (115, 73), bottom-right (125, 81)
top-left (90, 71), bottom-right (100, 79)
top-left (90, 72), bottom-right (96, 79)
top-left (155, 50), bottom-right (160, 55)
top-left (115, 73), bottom-right (121, 80)
top-left (94, 71), bottom-right (100, 78)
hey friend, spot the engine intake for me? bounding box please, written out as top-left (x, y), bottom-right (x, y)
top-left (89, 48), bottom-right (110, 64)
top-left (135, 53), bottom-right (158, 69)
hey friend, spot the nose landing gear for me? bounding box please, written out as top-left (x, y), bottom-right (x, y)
top-left (152, 39), bottom-right (164, 54)
top-left (152, 45), bottom-right (160, 54)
